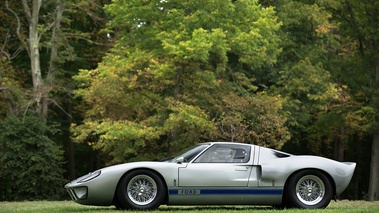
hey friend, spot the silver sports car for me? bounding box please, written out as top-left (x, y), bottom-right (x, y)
top-left (65, 142), bottom-right (356, 210)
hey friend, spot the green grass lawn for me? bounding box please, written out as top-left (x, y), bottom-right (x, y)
top-left (0, 200), bottom-right (378, 213)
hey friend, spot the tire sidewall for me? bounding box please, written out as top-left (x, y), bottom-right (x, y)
top-left (117, 169), bottom-right (166, 210)
top-left (287, 170), bottom-right (333, 209)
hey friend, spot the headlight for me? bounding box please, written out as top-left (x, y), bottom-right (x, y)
top-left (73, 187), bottom-right (88, 199)
top-left (78, 170), bottom-right (101, 183)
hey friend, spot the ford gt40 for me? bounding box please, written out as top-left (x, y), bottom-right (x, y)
top-left (65, 142), bottom-right (356, 210)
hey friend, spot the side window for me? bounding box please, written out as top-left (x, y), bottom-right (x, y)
top-left (194, 144), bottom-right (251, 163)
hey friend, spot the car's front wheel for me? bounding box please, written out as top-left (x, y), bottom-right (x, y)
top-left (117, 169), bottom-right (166, 210)
top-left (286, 170), bottom-right (333, 209)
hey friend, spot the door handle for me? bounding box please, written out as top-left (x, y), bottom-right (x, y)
top-left (235, 168), bottom-right (248, 171)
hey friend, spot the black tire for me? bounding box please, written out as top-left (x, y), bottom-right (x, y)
top-left (116, 169), bottom-right (166, 210)
top-left (112, 198), bottom-right (123, 210)
top-left (286, 170), bottom-right (333, 209)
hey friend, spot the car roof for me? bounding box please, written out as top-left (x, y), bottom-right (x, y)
top-left (200, 142), bottom-right (255, 147)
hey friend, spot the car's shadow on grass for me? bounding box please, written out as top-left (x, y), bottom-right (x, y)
top-left (60, 205), bottom-right (275, 212)
top-left (156, 206), bottom-right (274, 211)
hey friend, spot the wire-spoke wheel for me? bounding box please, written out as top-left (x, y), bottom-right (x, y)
top-left (117, 170), bottom-right (166, 210)
top-left (127, 175), bottom-right (157, 205)
top-left (287, 170), bottom-right (332, 209)
top-left (296, 175), bottom-right (325, 205)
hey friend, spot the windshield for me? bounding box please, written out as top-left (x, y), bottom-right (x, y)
top-left (161, 144), bottom-right (210, 163)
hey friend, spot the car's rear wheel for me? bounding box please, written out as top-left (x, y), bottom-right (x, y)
top-left (287, 170), bottom-right (333, 209)
top-left (117, 169), bottom-right (166, 210)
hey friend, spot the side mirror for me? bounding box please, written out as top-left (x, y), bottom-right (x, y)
top-left (176, 157), bottom-right (184, 164)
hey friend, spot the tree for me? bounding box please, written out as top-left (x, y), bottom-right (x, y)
top-left (319, 0), bottom-right (379, 201)
top-left (1, 0), bottom-right (106, 123)
top-left (260, 0), bottom-right (343, 154)
top-left (0, 0), bottom-right (108, 197)
top-left (212, 92), bottom-right (289, 148)
top-left (264, 0), bottom-right (378, 200)
top-left (2, 0), bottom-right (66, 122)
top-left (72, 0), bottom-right (288, 163)
top-left (0, 114), bottom-right (66, 201)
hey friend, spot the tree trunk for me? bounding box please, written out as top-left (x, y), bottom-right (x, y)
top-left (28, 0), bottom-right (43, 92)
top-left (63, 100), bottom-right (76, 180)
top-left (368, 57), bottom-right (379, 201)
top-left (168, 67), bottom-right (183, 155)
top-left (368, 131), bottom-right (379, 201)
top-left (0, 178), bottom-right (3, 201)
top-left (333, 127), bottom-right (344, 162)
top-left (23, 0), bottom-right (45, 120)
top-left (68, 136), bottom-right (76, 179)
top-left (23, 0), bottom-right (65, 124)
top-left (48, 0), bottom-right (64, 83)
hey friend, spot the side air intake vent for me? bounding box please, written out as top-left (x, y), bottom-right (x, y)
top-left (273, 151), bottom-right (290, 158)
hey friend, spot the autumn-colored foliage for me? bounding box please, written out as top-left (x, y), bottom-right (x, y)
top-left (72, 0), bottom-right (286, 163)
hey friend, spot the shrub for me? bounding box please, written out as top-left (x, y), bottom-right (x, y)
top-left (0, 115), bottom-right (66, 201)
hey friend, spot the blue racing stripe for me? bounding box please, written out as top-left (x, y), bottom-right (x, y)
top-left (169, 189), bottom-right (283, 195)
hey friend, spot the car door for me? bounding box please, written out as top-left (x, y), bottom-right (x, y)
top-left (178, 144), bottom-right (253, 187)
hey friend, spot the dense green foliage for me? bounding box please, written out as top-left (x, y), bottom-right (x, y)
top-left (72, 0), bottom-right (289, 163)
top-left (0, 0), bottom-right (107, 200)
top-left (0, 0), bottom-right (378, 201)
top-left (0, 115), bottom-right (66, 200)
